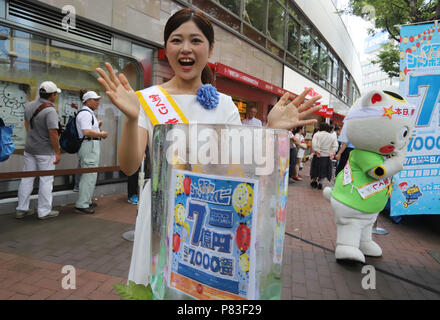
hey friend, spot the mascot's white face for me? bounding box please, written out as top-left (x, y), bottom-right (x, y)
top-left (346, 89), bottom-right (414, 156)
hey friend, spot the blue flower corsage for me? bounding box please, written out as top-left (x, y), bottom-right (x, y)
top-left (197, 84), bottom-right (219, 110)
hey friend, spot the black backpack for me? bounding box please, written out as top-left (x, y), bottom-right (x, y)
top-left (59, 109), bottom-right (94, 154)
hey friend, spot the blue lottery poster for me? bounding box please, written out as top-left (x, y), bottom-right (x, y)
top-left (391, 21), bottom-right (440, 216)
top-left (167, 169), bottom-right (258, 300)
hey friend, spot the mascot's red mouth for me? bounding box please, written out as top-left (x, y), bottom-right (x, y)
top-left (380, 145), bottom-right (395, 154)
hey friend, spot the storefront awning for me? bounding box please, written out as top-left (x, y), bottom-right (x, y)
top-left (211, 62), bottom-right (299, 100)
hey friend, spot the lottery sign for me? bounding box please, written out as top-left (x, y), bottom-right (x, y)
top-left (167, 170), bottom-right (258, 300)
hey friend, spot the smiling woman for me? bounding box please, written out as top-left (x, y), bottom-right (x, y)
top-left (95, 7), bottom-right (321, 300)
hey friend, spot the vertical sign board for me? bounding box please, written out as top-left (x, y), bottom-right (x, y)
top-left (391, 22), bottom-right (440, 216)
top-left (168, 170), bottom-right (258, 300)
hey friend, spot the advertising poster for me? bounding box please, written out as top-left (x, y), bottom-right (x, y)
top-left (168, 169), bottom-right (258, 300)
top-left (273, 134), bottom-right (289, 264)
top-left (391, 21), bottom-right (440, 216)
top-left (0, 80), bottom-right (29, 150)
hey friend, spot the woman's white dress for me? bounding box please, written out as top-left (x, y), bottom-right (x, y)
top-left (128, 92), bottom-right (242, 285)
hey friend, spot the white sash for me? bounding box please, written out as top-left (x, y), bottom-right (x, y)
top-left (129, 86), bottom-right (189, 287)
top-left (357, 177), bottom-right (392, 199)
top-left (136, 85), bottom-right (189, 125)
top-left (342, 160), bottom-right (353, 186)
top-left (343, 160), bottom-right (391, 199)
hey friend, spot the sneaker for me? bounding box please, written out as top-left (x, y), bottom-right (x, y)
top-left (73, 186), bottom-right (79, 192)
top-left (38, 210), bottom-right (59, 220)
top-left (16, 209), bottom-right (35, 219)
top-left (310, 181), bottom-right (317, 188)
top-left (317, 183), bottom-right (323, 190)
top-left (75, 207), bottom-right (95, 214)
top-left (128, 195), bottom-right (138, 205)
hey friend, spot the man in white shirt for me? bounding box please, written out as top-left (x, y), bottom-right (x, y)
top-left (75, 91), bottom-right (107, 214)
top-left (242, 106), bottom-right (262, 127)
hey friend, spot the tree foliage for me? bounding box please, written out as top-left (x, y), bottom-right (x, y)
top-left (372, 43), bottom-right (400, 78)
top-left (341, 0), bottom-right (440, 78)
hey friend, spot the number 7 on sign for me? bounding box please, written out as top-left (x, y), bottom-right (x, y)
top-left (408, 74), bottom-right (440, 127)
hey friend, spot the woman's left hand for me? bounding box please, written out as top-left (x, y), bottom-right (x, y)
top-left (267, 88), bottom-right (321, 130)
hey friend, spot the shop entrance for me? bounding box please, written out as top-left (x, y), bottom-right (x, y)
top-left (232, 98), bottom-right (259, 122)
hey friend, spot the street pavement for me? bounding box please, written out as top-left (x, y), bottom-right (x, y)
top-left (0, 166), bottom-right (439, 300)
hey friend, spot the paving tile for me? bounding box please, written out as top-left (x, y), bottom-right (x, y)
top-left (0, 289), bottom-right (15, 299)
top-left (8, 293), bottom-right (29, 300)
top-left (28, 288), bottom-right (56, 300)
top-left (34, 277), bottom-right (62, 291)
top-left (13, 283), bottom-right (40, 296)
top-left (291, 282), bottom-right (307, 299)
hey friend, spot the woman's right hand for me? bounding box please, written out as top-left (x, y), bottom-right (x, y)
top-left (96, 62), bottom-right (140, 121)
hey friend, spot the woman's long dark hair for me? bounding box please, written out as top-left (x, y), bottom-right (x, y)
top-left (164, 8), bottom-right (214, 84)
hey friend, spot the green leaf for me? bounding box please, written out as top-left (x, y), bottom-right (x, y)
top-left (113, 282), bottom-right (153, 300)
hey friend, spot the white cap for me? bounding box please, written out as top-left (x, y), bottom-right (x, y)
top-left (82, 91), bottom-right (101, 102)
top-left (39, 81), bottom-right (61, 94)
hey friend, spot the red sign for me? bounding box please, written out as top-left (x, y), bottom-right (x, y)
top-left (214, 63), bottom-right (298, 100)
top-left (316, 105), bottom-right (328, 116)
top-left (325, 107), bottom-right (334, 118)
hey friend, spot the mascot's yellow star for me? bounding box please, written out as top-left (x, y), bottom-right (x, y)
top-left (383, 106), bottom-right (397, 119)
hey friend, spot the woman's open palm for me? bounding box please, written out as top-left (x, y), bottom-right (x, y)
top-left (267, 88), bottom-right (322, 130)
top-left (96, 62), bottom-right (140, 121)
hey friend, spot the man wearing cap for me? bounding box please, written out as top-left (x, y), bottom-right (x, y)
top-left (75, 91), bottom-right (107, 214)
top-left (16, 81), bottom-right (61, 220)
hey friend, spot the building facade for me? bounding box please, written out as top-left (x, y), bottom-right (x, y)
top-left (361, 31), bottom-right (399, 91)
top-left (0, 0), bottom-right (361, 198)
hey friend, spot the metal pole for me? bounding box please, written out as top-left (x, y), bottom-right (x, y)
top-left (372, 219), bottom-right (389, 235)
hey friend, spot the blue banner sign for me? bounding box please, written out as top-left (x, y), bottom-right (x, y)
top-left (392, 22), bottom-right (440, 216)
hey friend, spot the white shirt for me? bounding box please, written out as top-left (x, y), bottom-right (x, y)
top-left (138, 92), bottom-right (242, 146)
top-left (312, 131), bottom-right (338, 157)
top-left (76, 106), bottom-right (100, 139)
top-left (295, 133), bottom-right (306, 159)
top-left (242, 117), bottom-right (262, 127)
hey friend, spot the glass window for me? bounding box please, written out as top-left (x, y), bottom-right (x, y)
top-left (332, 58), bottom-right (339, 87)
top-left (217, 0), bottom-right (240, 15)
top-left (244, 0), bottom-right (266, 32)
top-left (310, 40), bottom-right (319, 73)
top-left (193, 0), bottom-right (241, 31)
top-left (287, 0), bottom-right (300, 21)
top-left (300, 27), bottom-right (310, 66)
top-left (266, 40), bottom-right (284, 58)
top-left (267, 0), bottom-right (285, 46)
top-left (320, 54), bottom-right (328, 80)
top-left (243, 23), bottom-right (266, 48)
top-left (287, 15), bottom-right (299, 56)
top-left (0, 25), bottom-right (148, 179)
top-left (286, 53), bottom-right (298, 68)
top-left (132, 43), bottom-right (154, 88)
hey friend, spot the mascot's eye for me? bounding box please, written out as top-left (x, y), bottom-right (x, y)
top-left (398, 127), bottom-right (409, 140)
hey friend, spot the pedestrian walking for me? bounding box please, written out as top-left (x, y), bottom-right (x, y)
top-left (288, 129), bottom-right (298, 183)
top-left (335, 122), bottom-right (355, 177)
top-left (310, 122), bottom-right (338, 189)
top-left (74, 91), bottom-right (107, 214)
top-left (16, 81), bottom-right (61, 220)
top-left (292, 126), bottom-right (307, 181)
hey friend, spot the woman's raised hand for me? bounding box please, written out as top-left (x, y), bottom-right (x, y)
top-left (96, 62), bottom-right (140, 121)
top-left (267, 88), bottom-right (322, 130)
